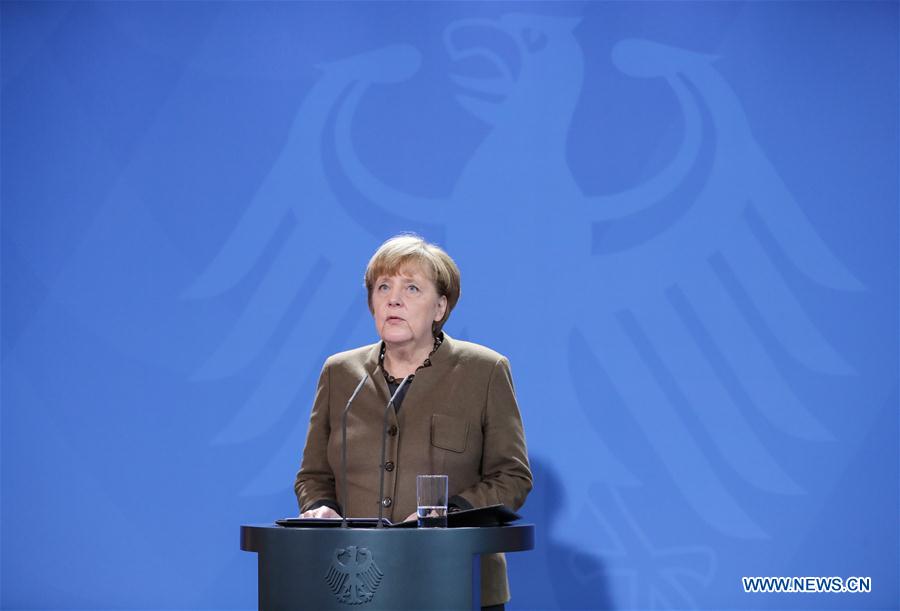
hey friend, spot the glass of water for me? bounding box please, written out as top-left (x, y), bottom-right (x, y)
top-left (416, 474), bottom-right (448, 528)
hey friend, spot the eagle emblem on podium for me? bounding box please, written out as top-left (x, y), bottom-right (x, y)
top-left (325, 545), bottom-right (384, 605)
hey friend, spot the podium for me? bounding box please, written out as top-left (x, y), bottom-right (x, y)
top-left (241, 523), bottom-right (534, 610)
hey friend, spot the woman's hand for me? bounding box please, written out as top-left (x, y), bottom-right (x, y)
top-left (403, 511), bottom-right (417, 523)
top-left (301, 505), bottom-right (341, 519)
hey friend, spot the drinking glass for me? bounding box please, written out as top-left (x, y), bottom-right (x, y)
top-left (416, 475), bottom-right (448, 527)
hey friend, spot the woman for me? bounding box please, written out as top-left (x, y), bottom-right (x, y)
top-left (295, 234), bottom-right (532, 609)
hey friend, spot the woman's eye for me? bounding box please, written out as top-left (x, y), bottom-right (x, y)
top-left (377, 284), bottom-right (389, 292)
top-left (407, 285), bottom-right (419, 293)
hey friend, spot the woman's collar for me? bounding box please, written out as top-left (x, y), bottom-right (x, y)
top-left (378, 332), bottom-right (445, 382)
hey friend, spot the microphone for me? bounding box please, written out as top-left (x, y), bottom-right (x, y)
top-left (340, 373), bottom-right (369, 528)
top-left (377, 375), bottom-right (411, 528)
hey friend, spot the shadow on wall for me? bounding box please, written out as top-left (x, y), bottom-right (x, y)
top-left (507, 457), bottom-right (615, 611)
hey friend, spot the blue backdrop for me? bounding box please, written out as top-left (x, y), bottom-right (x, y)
top-left (2, 2), bottom-right (897, 609)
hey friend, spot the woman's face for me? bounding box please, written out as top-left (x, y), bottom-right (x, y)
top-left (371, 265), bottom-right (447, 351)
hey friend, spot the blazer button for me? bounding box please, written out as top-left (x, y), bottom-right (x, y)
top-left (382, 497), bottom-right (392, 508)
top-left (388, 425), bottom-right (398, 437)
top-left (384, 461), bottom-right (394, 472)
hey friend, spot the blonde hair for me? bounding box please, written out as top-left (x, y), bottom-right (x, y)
top-left (364, 234), bottom-right (461, 332)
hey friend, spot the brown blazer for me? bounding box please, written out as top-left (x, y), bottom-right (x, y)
top-left (295, 333), bottom-right (533, 606)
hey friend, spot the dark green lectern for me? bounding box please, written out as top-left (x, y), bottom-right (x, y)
top-left (241, 524), bottom-right (534, 610)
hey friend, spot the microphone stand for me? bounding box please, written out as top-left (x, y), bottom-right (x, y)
top-left (377, 375), bottom-right (411, 528)
top-left (340, 373), bottom-right (369, 528)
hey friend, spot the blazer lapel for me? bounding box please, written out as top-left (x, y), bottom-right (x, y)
top-left (364, 341), bottom-right (389, 405)
top-left (400, 333), bottom-right (457, 412)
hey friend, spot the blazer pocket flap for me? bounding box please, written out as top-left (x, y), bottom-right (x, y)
top-left (431, 414), bottom-right (468, 453)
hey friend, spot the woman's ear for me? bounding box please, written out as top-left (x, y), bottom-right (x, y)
top-left (434, 295), bottom-right (448, 322)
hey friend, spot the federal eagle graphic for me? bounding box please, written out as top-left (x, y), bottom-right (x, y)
top-left (325, 545), bottom-right (383, 605)
top-left (187, 13), bottom-right (860, 609)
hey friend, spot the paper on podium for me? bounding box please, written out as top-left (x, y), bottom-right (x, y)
top-left (275, 504), bottom-right (520, 528)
